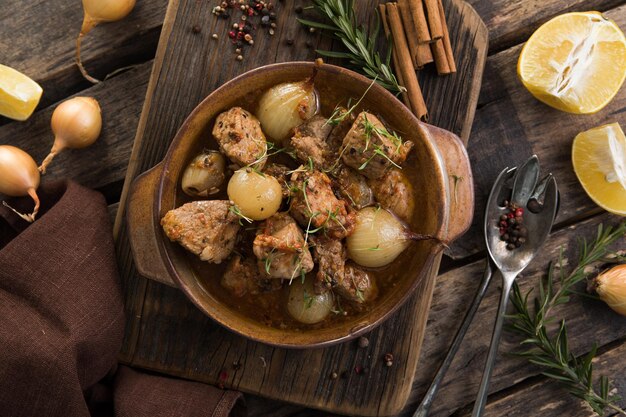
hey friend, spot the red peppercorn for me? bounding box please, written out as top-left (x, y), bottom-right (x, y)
top-left (507, 213), bottom-right (514, 219)
top-left (500, 220), bottom-right (507, 227)
top-left (228, 31), bottom-right (236, 38)
top-left (515, 208), bottom-right (524, 217)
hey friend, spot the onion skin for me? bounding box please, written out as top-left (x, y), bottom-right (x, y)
top-left (595, 264), bottom-right (626, 316)
top-left (256, 81), bottom-right (318, 143)
top-left (77, 0), bottom-right (137, 83)
top-left (227, 169), bottom-right (283, 220)
top-left (347, 207), bottom-right (411, 268)
top-left (40, 97), bottom-right (102, 174)
top-left (0, 145), bottom-right (41, 222)
top-left (181, 151), bottom-right (226, 197)
top-left (287, 278), bottom-right (334, 324)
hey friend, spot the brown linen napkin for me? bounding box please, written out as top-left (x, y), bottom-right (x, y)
top-left (0, 180), bottom-right (245, 417)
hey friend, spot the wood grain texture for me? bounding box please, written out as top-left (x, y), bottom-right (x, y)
top-left (448, 4), bottom-right (626, 259)
top-left (0, 62), bottom-right (152, 189)
top-left (466, 0), bottom-right (626, 52)
top-left (0, 0), bottom-right (167, 112)
top-left (475, 339), bottom-right (626, 417)
top-left (112, 0), bottom-right (486, 414)
top-left (402, 213), bottom-right (626, 417)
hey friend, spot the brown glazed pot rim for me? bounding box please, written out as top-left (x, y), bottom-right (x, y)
top-left (153, 61), bottom-right (449, 348)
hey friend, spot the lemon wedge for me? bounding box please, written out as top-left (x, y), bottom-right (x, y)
top-left (518, 12), bottom-right (626, 114)
top-left (0, 64), bottom-right (43, 121)
top-left (572, 123), bottom-right (626, 215)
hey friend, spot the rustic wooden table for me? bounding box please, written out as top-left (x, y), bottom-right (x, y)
top-left (2, 1), bottom-right (626, 416)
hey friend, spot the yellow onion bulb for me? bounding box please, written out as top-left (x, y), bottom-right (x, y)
top-left (227, 168), bottom-right (283, 220)
top-left (181, 151), bottom-right (226, 197)
top-left (347, 207), bottom-right (411, 267)
top-left (347, 207), bottom-right (440, 268)
top-left (595, 264), bottom-right (626, 316)
top-left (0, 145), bottom-right (41, 222)
top-left (256, 80), bottom-right (318, 143)
top-left (287, 278), bottom-right (334, 324)
top-left (77, 0), bottom-right (137, 83)
top-left (40, 97), bottom-right (102, 174)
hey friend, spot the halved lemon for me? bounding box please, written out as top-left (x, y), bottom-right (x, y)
top-left (572, 123), bottom-right (626, 215)
top-left (518, 12), bottom-right (626, 114)
top-left (0, 64), bottom-right (43, 121)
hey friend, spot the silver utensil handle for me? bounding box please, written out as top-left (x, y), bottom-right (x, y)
top-left (471, 274), bottom-right (515, 417)
top-left (413, 261), bottom-right (494, 417)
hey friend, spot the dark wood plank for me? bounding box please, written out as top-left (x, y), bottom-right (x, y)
top-left (467, 0), bottom-right (626, 52)
top-left (112, 0), bottom-right (486, 415)
top-left (448, 4), bottom-right (626, 259)
top-left (476, 339), bottom-right (626, 416)
top-left (0, 62), bottom-right (152, 189)
top-left (401, 213), bottom-right (626, 417)
top-left (0, 0), bottom-right (167, 112)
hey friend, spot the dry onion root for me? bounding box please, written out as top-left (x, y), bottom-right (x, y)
top-left (76, 0), bottom-right (137, 83)
top-left (0, 145), bottom-right (41, 223)
top-left (39, 97), bottom-right (102, 174)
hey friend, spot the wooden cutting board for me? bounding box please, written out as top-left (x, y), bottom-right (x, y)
top-left (114, 0), bottom-right (487, 415)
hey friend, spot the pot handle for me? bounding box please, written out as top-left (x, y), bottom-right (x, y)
top-left (422, 124), bottom-right (474, 243)
top-left (126, 162), bottom-right (175, 286)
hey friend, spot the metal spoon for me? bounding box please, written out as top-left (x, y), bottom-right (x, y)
top-left (412, 167), bottom-right (517, 417)
top-left (471, 155), bottom-right (558, 417)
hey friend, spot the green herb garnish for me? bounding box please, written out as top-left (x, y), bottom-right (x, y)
top-left (508, 222), bottom-right (626, 416)
top-left (298, 0), bottom-right (404, 94)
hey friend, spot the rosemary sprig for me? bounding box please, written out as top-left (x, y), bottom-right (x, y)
top-left (298, 0), bottom-right (405, 94)
top-left (508, 222), bottom-right (626, 416)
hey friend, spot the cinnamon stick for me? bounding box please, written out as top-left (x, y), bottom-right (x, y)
top-left (379, 4), bottom-right (409, 107)
top-left (386, 3), bottom-right (428, 120)
top-left (431, 38), bottom-right (451, 74)
top-left (423, 0), bottom-right (443, 40)
top-left (407, 0), bottom-right (431, 43)
top-left (417, 42), bottom-right (434, 68)
top-left (437, 0), bottom-right (456, 73)
top-left (397, 0), bottom-right (420, 68)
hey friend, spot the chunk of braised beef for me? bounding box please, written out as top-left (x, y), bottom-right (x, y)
top-left (335, 263), bottom-right (378, 306)
top-left (212, 107), bottom-right (267, 168)
top-left (221, 256), bottom-right (282, 297)
top-left (334, 165), bottom-right (374, 210)
top-left (289, 169), bottom-right (355, 239)
top-left (340, 112), bottom-right (413, 179)
top-left (252, 212), bottom-right (314, 279)
top-left (368, 168), bottom-right (415, 223)
top-left (160, 200), bottom-right (240, 263)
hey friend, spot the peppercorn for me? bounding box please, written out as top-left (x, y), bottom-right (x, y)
top-left (236, 55), bottom-right (243, 61)
top-left (244, 34), bottom-right (252, 42)
top-left (358, 336), bottom-right (369, 348)
top-left (384, 353), bottom-right (394, 367)
top-left (309, 27), bottom-right (316, 33)
top-left (507, 243), bottom-right (516, 250)
top-left (508, 218), bottom-right (516, 226)
top-left (261, 15), bottom-right (270, 25)
top-left (295, 5), bottom-right (303, 13)
top-left (192, 25), bottom-right (201, 33)
top-left (212, 33), bottom-right (219, 39)
top-left (330, 371), bottom-right (338, 380)
top-left (286, 38), bottom-right (294, 45)
top-left (527, 198), bottom-right (542, 213)
top-left (269, 11), bottom-right (277, 20)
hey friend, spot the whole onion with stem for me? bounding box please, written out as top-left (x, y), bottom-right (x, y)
top-left (347, 207), bottom-right (444, 268)
top-left (39, 97), bottom-right (102, 174)
top-left (76, 0), bottom-right (137, 83)
top-left (0, 146), bottom-right (41, 223)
